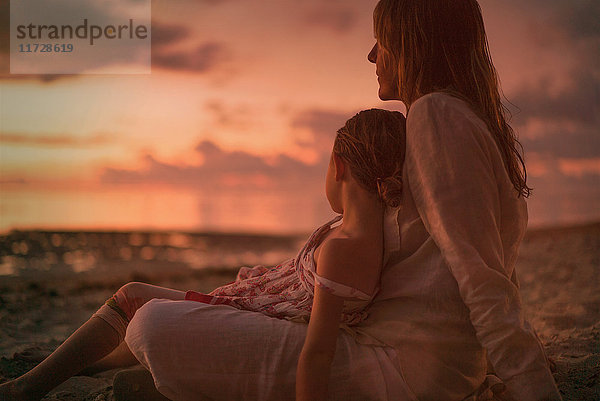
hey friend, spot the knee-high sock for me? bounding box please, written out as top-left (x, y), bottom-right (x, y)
top-left (92, 284), bottom-right (138, 342)
top-left (92, 300), bottom-right (129, 342)
top-left (92, 283), bottom-right (186, 343)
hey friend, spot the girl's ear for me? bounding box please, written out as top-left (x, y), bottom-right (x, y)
top-left (332, 153), bottom-right (346, 181)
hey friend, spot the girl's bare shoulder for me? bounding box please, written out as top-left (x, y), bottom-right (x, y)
top-left (316, 235), bottom-right (382, 295)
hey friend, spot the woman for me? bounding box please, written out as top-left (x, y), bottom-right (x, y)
top-left (357, 0), bottom-right (562, 400)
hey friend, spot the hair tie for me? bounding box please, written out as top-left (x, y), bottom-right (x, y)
top-left (376, 177), bottom-right (384, 197)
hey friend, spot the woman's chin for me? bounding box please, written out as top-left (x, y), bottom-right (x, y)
top-left (377, 88), bottom-right (399, 101)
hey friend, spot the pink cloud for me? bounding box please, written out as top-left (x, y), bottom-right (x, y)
top-left (100, 138), bottom-right (324, 191)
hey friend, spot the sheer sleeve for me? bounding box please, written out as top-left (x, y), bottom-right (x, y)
top-left (405, 94), bottom-right (561, 401)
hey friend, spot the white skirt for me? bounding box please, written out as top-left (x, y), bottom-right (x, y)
top-left (124, 299), bottom-right (417, 401)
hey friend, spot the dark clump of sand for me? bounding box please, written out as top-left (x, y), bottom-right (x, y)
top-left (0, 223), bottom-right (598, 400)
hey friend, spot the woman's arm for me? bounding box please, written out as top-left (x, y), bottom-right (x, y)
top-left (406, 93), bottom-right (561, 401)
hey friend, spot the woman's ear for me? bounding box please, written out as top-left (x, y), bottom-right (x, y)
top-left (332, 153), bottom-right (346, 181)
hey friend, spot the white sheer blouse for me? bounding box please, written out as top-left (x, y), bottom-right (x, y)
top-left (354, 92), bottom-right (561, 401)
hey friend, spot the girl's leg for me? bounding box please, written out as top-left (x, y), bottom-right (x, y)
top-left (11, 342), bottom-right (139, 376)
top-left (0, 316), bottom-right (121, 401)
top-left (0, 282), bottom-right (185, 401)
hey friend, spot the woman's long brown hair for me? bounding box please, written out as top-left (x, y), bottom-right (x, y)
top-left (374, 0), bottom-right (531, 197)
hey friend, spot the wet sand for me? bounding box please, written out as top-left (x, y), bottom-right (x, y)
top-left (0, 223), bottom-right (598, 400)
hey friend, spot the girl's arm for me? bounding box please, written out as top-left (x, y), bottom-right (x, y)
top-left (296, 238), bottom-right (374, 401)
top-left (296, 285), bottom-right (344, 401)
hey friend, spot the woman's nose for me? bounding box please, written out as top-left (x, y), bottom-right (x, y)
top-left (367, 43), bottom-right (377, 63)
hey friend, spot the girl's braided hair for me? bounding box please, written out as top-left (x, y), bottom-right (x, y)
top-left (334, 109), bottom-right (406, 207)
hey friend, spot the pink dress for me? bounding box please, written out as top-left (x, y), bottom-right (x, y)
top-left (184, 215), bottom-right (376, 326)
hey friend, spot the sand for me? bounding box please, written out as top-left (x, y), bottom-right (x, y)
top-left (0, 223), bottom-right (598, 400)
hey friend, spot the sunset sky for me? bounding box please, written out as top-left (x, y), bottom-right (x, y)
top-left (1, 0), bottom-right (599, 234)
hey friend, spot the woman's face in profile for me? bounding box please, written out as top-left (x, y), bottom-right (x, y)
top-left (368, 42), bottom-right (399, 101)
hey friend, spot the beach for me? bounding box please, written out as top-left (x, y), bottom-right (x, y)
top-left (0, 222), bottom-right (598, 400)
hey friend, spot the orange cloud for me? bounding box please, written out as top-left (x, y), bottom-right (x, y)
top-left (559, 158), bottom-right (600, 177)
top-left (0, 132), bottom-right (115, 147)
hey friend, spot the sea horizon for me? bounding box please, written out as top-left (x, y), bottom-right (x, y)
top-left (2, 186), bottom-right (599, 237)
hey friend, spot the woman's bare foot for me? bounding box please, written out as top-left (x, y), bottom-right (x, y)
top-left (113, 367), bottom-right (171, 401)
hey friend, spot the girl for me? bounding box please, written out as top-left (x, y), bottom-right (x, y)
top-left (0, 108), bottom-right (408, 401)
top-left (361, 0), bottom-right (563, 400)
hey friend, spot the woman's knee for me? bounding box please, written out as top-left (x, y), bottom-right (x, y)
top-left (124, 298), bottom-right (185, 362)
top-left (125, 299), bottom-right (163, 344)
